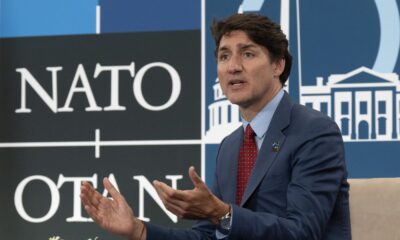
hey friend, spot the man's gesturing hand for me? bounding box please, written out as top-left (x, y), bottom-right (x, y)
top-left (80, 178), bottom-right (145, 240)
top-left (153, 166), bottom-right (230, 224)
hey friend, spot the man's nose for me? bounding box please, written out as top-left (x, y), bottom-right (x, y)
top-left (228, 55), bottom-right (243, 74)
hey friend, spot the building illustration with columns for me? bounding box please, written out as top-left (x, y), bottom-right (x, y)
top-left (205, 67), bottom-right (400, 143)
top-left (205, 78), bottom-right (242, 143)
top-left (301, 66), bottom-right (400, 141)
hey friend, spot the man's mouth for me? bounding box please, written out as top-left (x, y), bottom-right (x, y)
top-left (228, 79), bottom-right (246, 86)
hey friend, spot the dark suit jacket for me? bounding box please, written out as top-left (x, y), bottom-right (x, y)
top-left (146, 92), bottom-right (351, 239)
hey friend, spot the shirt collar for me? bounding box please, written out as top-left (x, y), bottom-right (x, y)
top-left (242, 89), bottom-right (284, 139)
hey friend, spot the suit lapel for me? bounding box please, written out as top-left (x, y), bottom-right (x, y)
top-left (240, 92), bottom-right (293, 206)
top-left (221, 127), bottom-right (243, 204)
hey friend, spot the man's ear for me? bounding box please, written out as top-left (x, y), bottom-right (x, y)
top-left (273, 58), bottom-right (285, 77)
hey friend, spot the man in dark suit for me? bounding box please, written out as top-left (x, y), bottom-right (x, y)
top-left (81, 13), bottom-right (351, 239)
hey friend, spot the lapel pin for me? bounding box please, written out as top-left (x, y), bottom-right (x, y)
top-left (272, 142), bottom-right (280, 152)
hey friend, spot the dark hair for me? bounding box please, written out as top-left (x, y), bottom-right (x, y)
top-left (211, 13), bottom-right (292, 85)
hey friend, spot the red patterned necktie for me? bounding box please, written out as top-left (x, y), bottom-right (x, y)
top-left (236, 124), bottom-right (258, 205)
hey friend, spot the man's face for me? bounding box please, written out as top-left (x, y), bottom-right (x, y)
top-left (217, 30), bottom-right (283, 112)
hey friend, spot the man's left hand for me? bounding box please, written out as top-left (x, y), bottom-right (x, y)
top-left (153, 166), bottom-right (230, 224)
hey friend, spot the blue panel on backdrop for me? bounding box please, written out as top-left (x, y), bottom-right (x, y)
top-left (204, 0), bottom-right (400, 180)
top-left (0, 0), bottom-right (98, 38)
top-left (99, 0), bottom-right (201, 33)
top-left (345, 142), bottom-right (400, 178)
top-left (0, 0), bottom-right (200, 38)
top-left (300, 0), bottom-right (380, 87)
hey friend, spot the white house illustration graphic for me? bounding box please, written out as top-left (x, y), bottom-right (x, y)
top-left (205, 78), bottom-right (242, 143)
top-left (301, 66), bottom-right (400, 142)
top-left (205, 67), bottom-right (400, 143)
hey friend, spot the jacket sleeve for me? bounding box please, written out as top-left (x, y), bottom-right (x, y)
top-left (145, 220), bottom-right (215, 240)
top-left (227, 119), bottom-right (346, 240)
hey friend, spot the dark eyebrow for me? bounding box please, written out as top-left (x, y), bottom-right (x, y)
top-left (218, 43), bottom-right (256, 53)
top-left (238, 44), bottom-right (257, 50)
top-left (217, 46), bottom-right (230, 53)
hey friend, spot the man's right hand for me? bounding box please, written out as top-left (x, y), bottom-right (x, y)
top-left (80, 178), bottom-right (146, 240)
